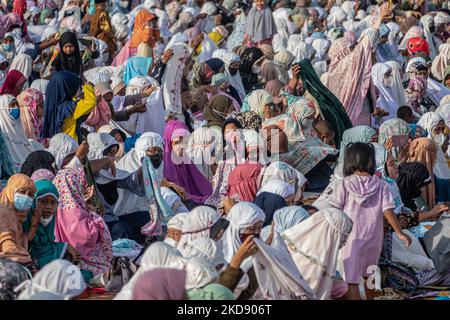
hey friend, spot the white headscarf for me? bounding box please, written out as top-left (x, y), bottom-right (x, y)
top-left (371, 62), bottom-right (398, 122)
top-left (431, 44), bottom-right (450, 82)
top-left (185, 256), bottom-right (218, 290)
top-left (223, 52), bottom-right (246, 101)
top-left (186, 126), bottom-right (220, 181)
top-left (259, 161), bottom-right (307, 202)
top-left (9, 54), bottom-right (32, 79)
top-left (114, 242), bottom-right (186, 300)
top-left (30, 79), bottom-right (49, 101)
top-left (16, 260), bottom-right (86, 300)
top-left (282, 208), bottom-right (353, 300)
top-left (115, 132), bottom-right (166, 216)
top-left (89, 72), bottom-right (111, 85)
top-left (0, 95), bottom-right (43, 171)
top-left (247, 89), bottom-right (273, 120)
top-left (417, 112), bottom-right (450, 179)
top-left (87, 132), bottom-right (119, 160)
top-left (287, 35), bottom-right (314, 62)
top-left (167, 213), bottom-right (187, 230)
top-left (385, 60), bottom-right (408, 106)
top-left (47, 133), bottom-right (79, 170)
top-left (420, 15), bottom-right (438, 59)
top-left (177, 206), bottom-right (220, 252)
top-left (222, 202), bottom-right (265, 263)
top-left (180, 237), bottom-right (225, 270)
top-left (257, 179), bottom-right (295, 198)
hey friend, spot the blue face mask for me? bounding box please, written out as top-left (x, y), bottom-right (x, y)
top-left (2, 43), bottom-right (14, 52)
top-left (13, 193), bottom-right (34, 212)
top-left (9, 108), bottom-right (20, 120)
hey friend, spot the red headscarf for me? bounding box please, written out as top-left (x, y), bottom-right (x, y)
top-left (12, 0), bottom-right (27, 35)
top-left (227, 161), bottom-right (264, 202)
top-left (129, 9), bottom-right (160, 49)
top-left (0, 70), bottom-right (27, 97)
top-left (407, 37), bottom-right (430, 57)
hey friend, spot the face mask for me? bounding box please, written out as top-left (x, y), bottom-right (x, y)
top-left (119, 1), bottom-right (129, 7)
top-left (252, 64), bottom-right (261, 74)
top-left (383, 76), bottom-right (394, 88)
top-left (2, 43), bottom-right (14, 52)
top-left (45, 18), bottom-right (53, 24)
top-left (149, 153), bottom-right (163, 168)
top-left (301, 118), bottom-right (313, 128)
top-left (228, 67), bottom-right (239, 76)
top-left (164, 237), bottom-right (178, 247)
top-left (225, 130), bottom-right (238, 143)
top-left (40, 216), bottom-right (53, 227)
top-left (13, 193), bottom-right (34, 212)
top-left (433, 133), bottom-right (446, 146)
top-left (9, 108), bottom-right (20, 120)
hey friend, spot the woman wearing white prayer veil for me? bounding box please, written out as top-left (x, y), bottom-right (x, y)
top-left (385, 60), bottom-right (408, 107)
top-left (185, 257), bottom-right (219, 291)
top-left (179, 237), bottom-right (225, 271)
top-left (221, 202), bottom-right (265, 299)
top-left (115, 132), bottom-right (184, 219)
top-left (186, 126), bottom-right (221, 181)
top-left (114, 242), bottom-right (186, 300)
top-left (16, 260), bottom-right (86, 300)
top-left (371, 62), bottom-right (398, 124)
top-left (282, 207), bottom-right (353, 300)
top-left (0, 95), bottom-right (43, 172)
top-left (420, 15), bottom-right (439, 60)
top-left (177, 206), bottom-right (220, 252)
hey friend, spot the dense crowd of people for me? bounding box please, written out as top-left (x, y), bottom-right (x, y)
top-left (0, 0), bottom-right (449, 301)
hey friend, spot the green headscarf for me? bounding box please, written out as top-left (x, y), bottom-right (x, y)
top-left (298, 59), bottom-right (353, 147)
top-left (29, 179), bottom-right (64, 268)
top-left (187, 283), bottom-right (236, 300)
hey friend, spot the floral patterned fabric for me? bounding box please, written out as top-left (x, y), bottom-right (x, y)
top-left (263, 97), bottom-right (338, 175)
top-left (53, 169), bottom-right (112, 277)
top-left (378, 118), bottom-right (411, 161)
top-left (17, 88), bottom-right (44, 142)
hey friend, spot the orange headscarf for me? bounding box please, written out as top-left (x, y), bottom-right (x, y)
top-left (404, 137), bottom-right (437, 209)
top-left (129, 9), bottom-right (161, 49)
top-left (0, 174), bottom-right (36, 210)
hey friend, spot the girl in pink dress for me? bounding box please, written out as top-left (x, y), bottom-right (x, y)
top-left (329, 142), bottom-right (411, 300)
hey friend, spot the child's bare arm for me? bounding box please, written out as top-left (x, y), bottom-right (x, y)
top-left (384, 209), bottom-right (412, 247)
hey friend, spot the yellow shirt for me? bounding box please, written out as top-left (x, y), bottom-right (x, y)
top-left (62, 84), bottom-right (96, 141)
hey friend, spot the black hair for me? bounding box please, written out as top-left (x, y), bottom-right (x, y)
top-left (221, 118), bottom-right (243, 160)
top-left (313, 119), bottom-right (335, 134)
top-left (343, 142), bottom-right (376, 177)
top-left (397, 105), bottom-right (414, 121)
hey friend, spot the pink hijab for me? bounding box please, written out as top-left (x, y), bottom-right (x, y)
top-left (85, 96), bottom-right (111, 130)
top-left (227, 161), bottom-right (263, 202)
top-left (132, 268), bottom-right (187, 300)
top-left (17, 88), bottom-right (43, 141)
top-left (53, 168), bottom-right (105, 259)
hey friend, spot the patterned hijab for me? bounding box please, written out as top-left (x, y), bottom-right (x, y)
top-left (378, 118), bottom-right (411, 161)
top-left (17, 88), bottom-right (44, 141)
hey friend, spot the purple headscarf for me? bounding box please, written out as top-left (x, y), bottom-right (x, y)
top-left (163, 120), bottom-right (213, 203)
top-left (132, 268), bottom-right (187, 300)
top-left (0, 13), bottom-right (22, 39)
